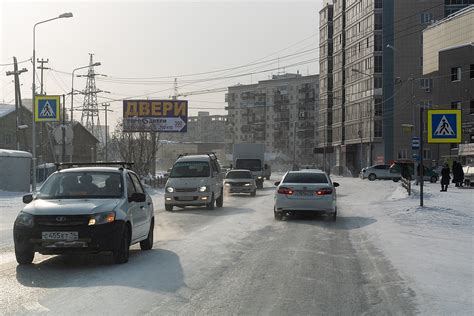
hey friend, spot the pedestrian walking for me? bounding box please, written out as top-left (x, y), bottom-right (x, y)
top-left (452, 161), bottom-right (464, 187)
top-left (440, 163), bottom-right (451, 192)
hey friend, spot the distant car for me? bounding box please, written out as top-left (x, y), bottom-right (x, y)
top-left (224, 169), bottom-right (257, 196)
top-left (13, 164), bottom-right (155, 265)
top-left (360, 164), bottom-right (397, 181)
top-left (165, 153), bottom-right (224, 211)
top-left (389, 161), bottom-right (438, 183)
top-left (274, 170), bottom-right (339, 221)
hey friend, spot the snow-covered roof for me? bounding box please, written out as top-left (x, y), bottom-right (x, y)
top-left (0, 149), bottom-right (32, 158)
top-left (0, 104), bottom-right (16, 119)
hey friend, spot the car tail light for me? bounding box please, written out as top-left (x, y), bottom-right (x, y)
top-left (277, 187), bottom-right (294, 195)
top-left (316, 188), bottom-right (333, 195)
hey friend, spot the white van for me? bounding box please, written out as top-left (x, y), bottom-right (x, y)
top-left (164, 153), bottom-right (224, 211)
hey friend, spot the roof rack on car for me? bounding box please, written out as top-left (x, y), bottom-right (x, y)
top-left (55, 161), bottom-right (134, 171)
top-left (207, 152), bottom-right (218, 160)
top-left (177, 153), bottom-right (189, 159)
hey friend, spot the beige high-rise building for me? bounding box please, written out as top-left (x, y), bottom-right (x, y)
top-left (225, 73), bottom-right (319, 165)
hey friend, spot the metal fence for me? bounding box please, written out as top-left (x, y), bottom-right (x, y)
top-left (143, 176), bottom-right (168, 188)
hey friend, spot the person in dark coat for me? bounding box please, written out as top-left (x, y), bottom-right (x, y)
top-left (440, 163), bottom-right (451, 192)
top-left (452, 161), bottom-right (464, 187)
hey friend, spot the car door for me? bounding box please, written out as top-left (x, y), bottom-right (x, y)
top-left (129, 172), bottom-right (150, 239)
top-left (125, 173), bottom-right (142, 242)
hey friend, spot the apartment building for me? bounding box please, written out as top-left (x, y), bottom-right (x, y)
top-left (225, 73), bottom-right (319, 164)
top-left (162, 111), bottom-right (226, 144)
top-left (317, 0), bottom-right (472, 174)
top-left (423, 6), bottom-right (474, 149)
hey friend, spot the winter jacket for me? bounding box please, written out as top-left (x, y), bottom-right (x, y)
top-left (441, 167), bottom-right (451, 185)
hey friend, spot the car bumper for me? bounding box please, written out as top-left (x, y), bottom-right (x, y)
top-left (13, 221), bottom-right (125, 255)
top-left (225, 185), bottom-right (255, 193)
top-left (274, 198), bottom-right (336, 213)
top-left (164, 192), bottom-right (212, 206)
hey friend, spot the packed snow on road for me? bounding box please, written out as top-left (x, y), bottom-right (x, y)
top-left (0, 176), bottom-right (472, 315)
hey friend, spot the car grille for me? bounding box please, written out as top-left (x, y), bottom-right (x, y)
top-left (230, 182), bottom-right (249, 187)
top-left (175, 188), bottom-right (197, 192)
top-left (35, 215), bottom-right (89, 227)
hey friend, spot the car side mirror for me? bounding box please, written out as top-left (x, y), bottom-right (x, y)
top-left (333, 182), bottom-right (340, 187)
top-left (23, 194), bottom-right (33, 204)
top-left (129, 192), bottom-right (146, 203)
top-left (274, 181), bottom-right (281, 186)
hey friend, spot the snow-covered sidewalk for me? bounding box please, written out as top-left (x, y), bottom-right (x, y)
top-left (336, 177), bottom-right (473, 315)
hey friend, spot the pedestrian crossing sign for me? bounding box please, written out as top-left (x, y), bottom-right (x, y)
top-left (35, 95), bottom-right (60, 122)
top-left (427, 109), bottom-right (461, 143)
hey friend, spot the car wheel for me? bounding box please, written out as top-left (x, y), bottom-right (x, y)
top-left (15, 248), bottom-right (34, 265)
top-left (257, 182), bottom-right (264, 189)
top-left (113, 225), bottom-right (130, 264)
top-left (165, 204), bottom-right (173, 212)
top-left (206, 194), bottom-right (215, 210)
top-left (140, 219), bottom-right (154, 251)
top-left (430, 176), bottom-right (437, 183)
top-left (368, 173), bottom-right (376, 181)
top-left (274, 210), bottom-right (283, 221)
top-left (251, 189), bottom-right (256, 197)
top-left (216, 189), bottom-right (224, 208)
top-left (332, 208), bottom-right (337, 221)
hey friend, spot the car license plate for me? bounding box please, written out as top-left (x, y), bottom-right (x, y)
top-left (179, 196), bottom-right (194, 201)
top-left (296, 191), bottom-right (313, 196)
top-left (42, 231), bottom-right (78, 241)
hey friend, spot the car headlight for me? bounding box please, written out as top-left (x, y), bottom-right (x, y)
top-left (225, 183), bottom-right (231, 187)
top-left (257, 176), bottom-right (263, 179)
top-left (88, 212), bottom-right (115, 226)
top-left (244, 183), bottom-right (251, 186)
top-left (15, 211), bottom-right (34, 228)
top-left (199, 186), bottom-right (208, 192)
top-left (166, 186), bottom-right (174, 193)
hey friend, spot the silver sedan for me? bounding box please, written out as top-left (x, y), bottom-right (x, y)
top-left (274, 170), bottom-right (339, 221)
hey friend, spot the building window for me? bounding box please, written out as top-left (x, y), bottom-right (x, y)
top-left (375, 99), bottom-right (383, 116)
top-left (374, 34), bottom-right (383, 51)
top-left (419, 78), bottom-right (433, 90)
top-left (374, 56), bottom-right (383, 73)
top-left (451, 101), bottom-right (461, 109)
top-left (374, 120), bottom-right (383, 137)
top-left (374, 77), bottom-right (383, 89)
top-left (420, 12), bottom-right (434, 24)
top-left (398, 149), bottom-right (409, 159)
top-left (374, 13), bottom-right (383, 30)
top-left (451, 66), bottom-right (461, 81)
top-left (423, 149), bottom-right (431, 159)
top-left (4, 134), bottom-right (12, 146)
top-left (470, 64), bottom-right (474, 79)
top-left (375, 0), bottom-right (383, 9)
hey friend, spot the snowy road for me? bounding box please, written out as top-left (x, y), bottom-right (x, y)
top-left (0, 177), bottom-right (472, 315)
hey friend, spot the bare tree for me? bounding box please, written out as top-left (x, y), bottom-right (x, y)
top-left (110, 120), bottom-right (161, 176)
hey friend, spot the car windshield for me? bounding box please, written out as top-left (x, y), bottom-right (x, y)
top-left (170, 161), bottom-right (210, 178)
top-left (283, 172), bottom-right (328, 184)
top-left (36, 172), bottom-right (123, 199)
top-left (235, 159), bottom-right (261, 171)
top-left (226, 171), bottom-right (252, 179)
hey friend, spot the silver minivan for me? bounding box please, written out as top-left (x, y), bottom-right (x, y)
top-left (165, 153), bottom-right (224, 211)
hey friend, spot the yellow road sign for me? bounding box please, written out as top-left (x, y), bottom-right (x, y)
top-left (427, 109), bottom-right (461, 143)
top-left (34, 95), bottom-right (60, 122)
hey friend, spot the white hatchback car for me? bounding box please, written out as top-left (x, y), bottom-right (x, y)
top-left (273, 170), bottom-right (339, 221)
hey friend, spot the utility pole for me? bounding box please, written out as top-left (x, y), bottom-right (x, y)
top-left (37, 58), bottom-right (49, 163)
top-left (419, 107), bottom-right (424, 207)
top-left (36, 58), bottom-right (49, 95)
top-left (62, 94), bottom-right (66, 162)
top-left (6, 57), bottom-right (28, 151)
top-left (101, 103), bottom-right (111, 161)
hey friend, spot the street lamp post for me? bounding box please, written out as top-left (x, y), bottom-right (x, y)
top-left (32, 12), bottom-right (73, 192)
